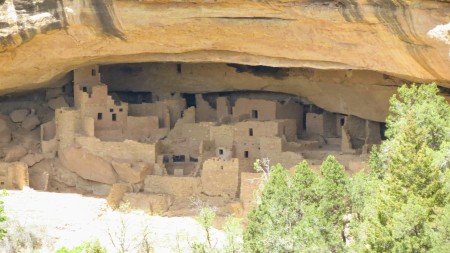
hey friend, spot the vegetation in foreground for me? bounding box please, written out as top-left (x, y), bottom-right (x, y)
top-left (244, 83), bottom-right (450, 252)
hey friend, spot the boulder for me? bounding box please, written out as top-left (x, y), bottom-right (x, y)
top-left (107, 183), bottom-right (129, 208)
top-left (111, 160), bottom-right (150, 184)
top-left (47, 96), bottom-right (69, 110)
top-left (75, 177), bottom-right (112, 196)
top-left (4, 145), bottom-right (28, 162)
top-left (59, 147), bottom-right (117, 184)
top-left (0, 162), bottom-right (29, 190)
top-left (21, 114), bottom-right (40, 131)
top-left (122, 193), bottom-right (173, 213)
top-left (9, 109), bottom-right (29, 123)
top-left (45, 87), bottom-right (63, 100)
top-left (52, 159), bottom-right (79, 187)
top-left (0, 118), bottom-right (11, 143)
top-left (29, 170), bottom-right (49, 191)
top-left (21, 153), bottom-right (44, 167)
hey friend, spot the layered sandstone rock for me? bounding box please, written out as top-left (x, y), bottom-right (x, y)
top-left (111, 160), bottom-right (150, 184)
top-left (59, 146), bottom-right (117, 184)
top-left (0, 0), bottom-right (449, 121)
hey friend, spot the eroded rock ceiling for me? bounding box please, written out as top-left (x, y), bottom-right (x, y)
top-left (0, 0), bottom-right (449, 121)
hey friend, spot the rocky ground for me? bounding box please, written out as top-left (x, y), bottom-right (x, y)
top-left (1, 189), bottom-right (228, 252)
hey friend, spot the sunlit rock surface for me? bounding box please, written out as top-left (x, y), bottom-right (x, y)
top-left (0, 0), bottom-right (449, 121)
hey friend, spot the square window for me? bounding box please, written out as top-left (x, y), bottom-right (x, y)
top-left (119, 108), bottom-right (123, 112)
top-left (110, 108), bottom-right (114, 112)
top-left (82, 86), bottom-right (87, 92)
top-left (219, 149), bottom-right (224, 155)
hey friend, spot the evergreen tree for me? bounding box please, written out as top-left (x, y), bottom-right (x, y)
top-left (244, 159), bottom-right (350, 252)
top-left (352, 83), bottom-right (450, 252)
top-left (244, 164), bottom-right (296, 252)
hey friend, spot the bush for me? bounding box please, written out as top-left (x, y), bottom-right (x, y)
top-left (0, 219), bottom-right (49, 253)
top-left (0, 190), bottom-right (7, 240)
top-left (55, 240), bottom-right (106, 253)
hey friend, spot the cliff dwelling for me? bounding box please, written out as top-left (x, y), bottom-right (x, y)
top-left (0, 63), bottom-right (389, 214)
top-left (0, 0), bottom-right (449, 250)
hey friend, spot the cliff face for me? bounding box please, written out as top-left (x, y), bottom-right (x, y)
top-left (0, 0), bottom-right (449, 121)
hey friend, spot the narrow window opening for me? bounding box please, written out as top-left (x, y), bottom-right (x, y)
top-left (302, 110), bottom-right (307, 130)
top-left (219, 149), bottom-right (224, 155)
top-left (249, 128), bottom-right (253, 136)
top-left (163, 155), bottom-right (169, 163)
top-left (82, 86), bottom-right (87, 92)
top-left (340, 118), bottom-right (345, 126)
top-left (252, 110), bottom-right (258, 119)
top-left (221, 166), bottom-right (224, 170)
top-left (92, 69), bottom-right (96, 76)
top-left (112, 113), bottom-right (117, 121)
top-left (97, 113), bottom-right (102, 120)
top-left (244, 151), bottom-right (249, 158)
top-left (173, 155), bottom-right (185, 163)
top-left (177, 64), bottom-right (182, 74)
top-left (380, 123), bottom-right (387, 140)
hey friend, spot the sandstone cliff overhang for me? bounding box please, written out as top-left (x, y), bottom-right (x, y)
top-left (0, 0), bottom-right (449, 121)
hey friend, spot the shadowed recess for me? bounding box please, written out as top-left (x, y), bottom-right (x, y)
top-left (227, 64), bottom-right (289, 80)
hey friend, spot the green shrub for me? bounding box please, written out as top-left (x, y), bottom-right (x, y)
top-left (55, 240), bottom-right (106, 253)
top-left (0, 189), bottom-right (8, 240)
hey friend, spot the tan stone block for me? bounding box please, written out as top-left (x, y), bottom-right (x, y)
top-left (22, 114), bottom-right (40, 131)
top-left (4, 145), bottom-right (27, 162)
top-left (112, 160), bottom-right (150, 184)
top-left (107, 183), bottom-right (128, 208)
top-left (59, 147), bottom-right (117, 184)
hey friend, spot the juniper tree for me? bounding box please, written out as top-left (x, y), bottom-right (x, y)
top-left (351, 83), bottom-right (450, 252)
